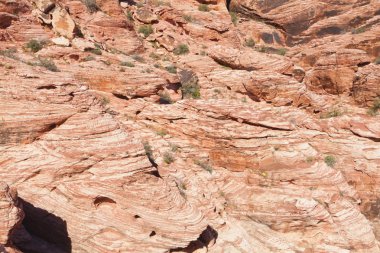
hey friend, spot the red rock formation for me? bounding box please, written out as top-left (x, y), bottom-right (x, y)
top-left (0, 183), bottom-right (23, 252)
top-left (0, 0), bottom-right (379, 252)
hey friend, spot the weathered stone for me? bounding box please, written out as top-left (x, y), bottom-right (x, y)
top-left (51, 7), bottom-right (75, 39)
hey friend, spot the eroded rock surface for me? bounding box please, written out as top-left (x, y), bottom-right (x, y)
top-left (0, 0), bottom-right (379, 252)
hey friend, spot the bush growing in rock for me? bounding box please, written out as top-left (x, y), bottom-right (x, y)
top-left (230, 12), bottom-right (238, 25)
top-left (38, 58), bottom-right (59, 72)
top-left (367, 98), bottom-right (380, 116)
top-left (138, 25), bottom-right (153, 38)
top-left (198, 4), bottom-right (209, 12)
top-left (163, 152), bottom-right (175, 164)
top-left (120, 61), bottom-right (135, 67)
top-left (180, 70), bottom-right (200, 99)
top-left (324, 155), bottom-right (336, 167)
top-left (195, 160), bottom-right (213, 173)
top-left (245, 38), bottom-right (255, 48)
top-left (320, 109), bottom-right (342, 119)
top-left (83, 0), bottom-right (99, 13)
top-left (26, 39), bottom-right (45, 53)
top-left (165, 65), bottom-right (177, 74)
top-left (173, 44), bottom-right (189, 55)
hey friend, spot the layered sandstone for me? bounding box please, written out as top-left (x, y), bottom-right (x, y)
top-left (0, 0), bottom-right (379, 252)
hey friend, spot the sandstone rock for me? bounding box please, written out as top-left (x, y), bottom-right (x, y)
top-left (33, 0), bottom-right (54, 14)
top-left (1, 0), bottom-right (380, 252)
top-left (51, 36), bottom-right (70, 47)
top-left (0, 183), bottom-right (23, 247)
top-left (304, 49), bottom-right (371, 94)
top-left (135, 7), bottom-right (158, 24)
top-left (352, 64), bottom-right (380, 106)
top-left (71, 38), bottom-right (94, 51)
top-left (208, 45), bottom-right (294, 74)
top-left (51, 7), bottom-right (75, 39)
top-left (0, 12), bottom-right (18, 29)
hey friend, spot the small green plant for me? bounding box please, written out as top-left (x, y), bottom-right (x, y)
top-left (367, 98), bottom-right (380, 116)
top-left (195, 160), bottom-right (213, 173)
top-left (198, 4), bottom-right (209, 12)
top-left (38, 58), bottom-right (59, 72)
top-left (352, 26), bottom-right (366, 34)
top-left (127, 11), bottom-right (133, 21)
top-left (83, 0), bottom-right (99, 13)
top-left (83, 55), bottom-right (95, 61)
top-left (183, 15), bottom-right (194, 23)
top-left (143, 142), bottom-right (155, 162)
top-left (257, 46), bottom-right (287, 56)
top-left (132, 55), bottom-right (145, 63)
top-left (159, 91), bottom-right (173, 104)
top-left (306, 157), bottom-right (314, 163)
top-left (0, 48), bottom-right (19, 60)
top-left (86, 47), bottom-right (102, 55)
top-left (100, 96), bottom-right (110, 106)
top-left (138, 24), bottom-right (153, 38)
top-left (156, 129), bottom-right (167, 136)
top-left (180, 70), bottom-right (200, 99)
top-left (165, 65), bottom-right (177, 74)
top-left (149, 52), bottom-right (160, 60)
top-left (230, 12), bottom-right (238, 25)
top-left (175, 178), bottom-right (187, 198)
top-left (182, 81), bottom-right (200, 99)
top-left (26, 39), bottom-right (45, 53)
top-left (374, 57), bottom-right (380, 65)
top-left (173, 44), bottom-right (189, 55)
top-left (120, 61), bottom-right (135, 67)
top-left (163, 152), bottom-right (175, 164)
top-left (245, 38), bottom-right (255, 48)
top-left (276, 48), bottom-right (287, 56)
top-left (170, 143), bottom-right (179, 152)
top-left (324, 155), bottom-right (336, 167)
top-left (320, 109), bottom-right (342, 119)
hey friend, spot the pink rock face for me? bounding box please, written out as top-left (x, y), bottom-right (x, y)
top-left (0, 0), bottom-right (379, 252)
top-left (0, 183), bottom-right (23, 247)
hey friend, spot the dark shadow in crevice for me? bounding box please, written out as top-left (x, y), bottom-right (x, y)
top-left (12, 199), bottom-right (72, 253)
top-left (170, 226), bottom-right (218, 252)
top-left (226, 0), bottom-right (232, 10)
top-left (120, 0), bottom-right (137, 5)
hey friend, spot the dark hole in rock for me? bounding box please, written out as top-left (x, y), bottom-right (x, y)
top-left (226, 0), bottom-right (232, 10)
top-left (149, 231), bottom-right (156, 237)
top-left (93, 196), bottom-right (116, 208)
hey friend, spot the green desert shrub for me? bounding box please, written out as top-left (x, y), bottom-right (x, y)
top-left (83, 0), bottom-right (99, 13)
top-left (320, 109), bottom-right (342, 119)
top-left (195, 160), bottom-right (213, 173)
top-left (26, 39), bottom-right (45, 53)
top-left (245, 38), bottom-right (255, 48)
top-left (138, 24), bottom-right (153, 38)
top-left (165, 65), bottom-right (177, 74)
top-left (180, 70), bottom-right (200, 99)
top-left (367, 98), bottom-right (380, 116)
top-left (120, 61), bottom-right (135, 67)
top-left (324, 155), bottom-right (336, 167)
top-left (163, 152), bottom-right (175, 164)
top-left (198, 4), bottom-right (209, 12)
top-left (38, 58), bottom-right (59, 72)
top-left (173, 44), bottom-right (189, 55)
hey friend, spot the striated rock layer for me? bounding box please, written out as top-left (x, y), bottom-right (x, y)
top-left (0, 0), bottom-right (379, 252)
